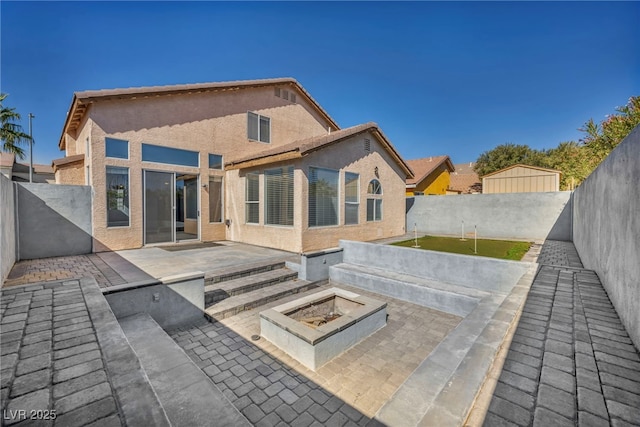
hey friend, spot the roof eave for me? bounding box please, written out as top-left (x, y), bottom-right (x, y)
top-left (225, 151), bottom-right (302, 170)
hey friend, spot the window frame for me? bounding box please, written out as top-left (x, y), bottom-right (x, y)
top-left (344, 172), bottom-right (359, 225)
top-left (247, 111), bottom-right (271, 144)
top-left (106, 166), bottom-right (130, 228)
top-left (105, 137), bottom-right (129, 160)
top-left (366, 179), bottom-right (383, 222)
top-left (308, 166), bottom-right (340, 228)
top-left (208, 154), bottom-right (223, 170)
top-left (141, 143), bottom-right (199, 167)
top-left (245, 173), bottom-right (260, 224)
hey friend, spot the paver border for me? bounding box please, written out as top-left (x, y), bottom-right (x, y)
top-left (80, 277), bottom-right (171, 426)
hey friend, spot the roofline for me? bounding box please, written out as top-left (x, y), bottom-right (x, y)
top-left (226, 123), bottom-right (414, 179)
top-left (58, 77), bottom-right (340, 150)
top-left (481, 163), bottom-right (563, 178)
top-left (408, 156), bottom-right (455, 186)
top-left (51, 154), bottom-right (84, 172)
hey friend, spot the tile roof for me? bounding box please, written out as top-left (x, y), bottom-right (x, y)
top-left (226, 122), bottom-right (414, 178)
top-left (449, 162), bottom-right (482, 194)
top-left (406, 156), bottom-right (454, 186)
top-left (52, 154), bottom-right (85, 172)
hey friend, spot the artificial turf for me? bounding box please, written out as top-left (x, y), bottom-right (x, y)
top-left (391, 235), bottom-right (531, 260)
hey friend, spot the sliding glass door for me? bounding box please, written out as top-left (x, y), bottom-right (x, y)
top-left (144, 171), bottom-right (199, 245)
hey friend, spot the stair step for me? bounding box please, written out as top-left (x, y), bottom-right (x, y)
top-left (119, 313), bottom-right (250, 426)
top-left (205, 279), bottom-right (318, 321)
top-left (205, 268), bottom-right (298, 305)
top-left (205, 259), bottom-right (288, 286)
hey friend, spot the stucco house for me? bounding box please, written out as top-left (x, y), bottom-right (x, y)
top-left (405, 155), bottom-right (454, 196)
top-left (53, 78), bottom-right (414, 253)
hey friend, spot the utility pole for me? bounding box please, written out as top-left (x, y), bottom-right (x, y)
top-left (28, 113), bottom-right (35, 183)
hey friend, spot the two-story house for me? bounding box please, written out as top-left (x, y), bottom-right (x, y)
top-left (53, 78), bottom-right (414, 253)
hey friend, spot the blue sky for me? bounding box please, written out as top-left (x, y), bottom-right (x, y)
top-left (2, 1), bottom-right (639, 166)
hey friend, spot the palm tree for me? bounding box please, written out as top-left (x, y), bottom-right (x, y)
top-left (1, 93), bottom-right (32, 159)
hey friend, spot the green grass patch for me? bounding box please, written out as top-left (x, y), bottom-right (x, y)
top-left (391, 235), bottom-right (531, 261)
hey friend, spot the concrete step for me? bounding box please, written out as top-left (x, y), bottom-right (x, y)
top-left (205, 259), bottom-right (289, 286)
top-left (205, 267), bottom-right (298, 305)
top-left (119, 313), bottom-right (250, 427)
top-left (329, 262), bottom-right (489, 317)
top-left (204, 279), bottom-right (319, 321)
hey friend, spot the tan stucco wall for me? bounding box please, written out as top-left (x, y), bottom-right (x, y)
top-left (226, 131), bottom-right (407, 253)
top-left (62, 84), bottom-right (335, 251)
top-left (55, 163), bottom-right (85, 185)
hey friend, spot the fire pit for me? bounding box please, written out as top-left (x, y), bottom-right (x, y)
top-left (260, 288), bottom-right (387, 370)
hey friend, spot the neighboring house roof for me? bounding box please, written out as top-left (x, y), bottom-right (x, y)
top-left (226, 122), bottom-right (415, 179)
top-left (1, 153), bottom-right (55, 183)
top-left (450, 162), bottom-right (482, 194)
top-left (52, 154), bottom-right (85, 172)
top-left (11, 163), bottom-right (55, 183)
top-left (59, 77), bottom-right (340, 150)
top-left (482, 163), bottom-right (562, 178)
top-left (405, 156), bottom-right (455, 187)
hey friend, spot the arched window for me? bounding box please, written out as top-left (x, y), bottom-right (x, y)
top-left (367, 179), bottom-right (382, 221)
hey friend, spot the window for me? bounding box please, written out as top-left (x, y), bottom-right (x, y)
top-left (106, 167), bottom-right (129, 227)
top-left (248, 112), bottom-right (270, 143)
top-left (208, 154), bottom-right (223, 170)
top-left (209, 176), bottom-right (223, 223)
top-left (308, 167), bottom-right (339, 227)
top-left (246, 173), bottom-right (259, 224)
top-left (344, 172), bottom-right (359, 225)
top-left (265, 167), bottom-right (293, 226)
top-left (366, 179), bottom-right (382, 222)
top-left (142, 143), bottom-right (199, 167)
top-left (105, 138), bottom-right (128, 159)
top-left (185, 179), bottom-right (198, 220)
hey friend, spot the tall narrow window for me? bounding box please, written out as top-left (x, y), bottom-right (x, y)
top-left (106, 167), bottom-right (129, 227)
top-left (209, 176), bottom-right (223, 223)
top-left (265, 167), bottom-right (294, 226)
top-left (366, 179), bottom-right (382, 222)
top-left (309, 167), bottom-right (339, 227)
top-left (185, 178), bottom-right (198, 220)
top-left (247, 112), bottom-right (271, 143)
top-left (344, 172), bottom-right (359, 225)
top-left (246, 173), bottom-right (259, 224)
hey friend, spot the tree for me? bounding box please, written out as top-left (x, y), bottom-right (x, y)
top-left (0, 93), bottom-right (32, 159)
top-left (473, 143), bottom-right (546, 177)
top-left (542, 141), bottom-right (592, 190)
top-left (579, 96), bottom-right (640, 166)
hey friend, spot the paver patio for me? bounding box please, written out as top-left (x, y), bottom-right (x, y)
top-left (2, 239), bottom-right (639, 426)
top-left (483, 240), bottom-right (640, 426)
top-left (169, 282), bottom-right (462, 422)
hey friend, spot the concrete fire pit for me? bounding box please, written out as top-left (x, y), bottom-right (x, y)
top-left (259, 288), bottom-right (387, 370)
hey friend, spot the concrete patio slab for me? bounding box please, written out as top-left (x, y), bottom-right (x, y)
top-left (113, 241), bottom-right (299, 280)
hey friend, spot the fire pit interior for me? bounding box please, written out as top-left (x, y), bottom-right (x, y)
top-left (286, 295), bottom-right (364, 329)
top-left (260, 288), bottom-right (387, 370)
